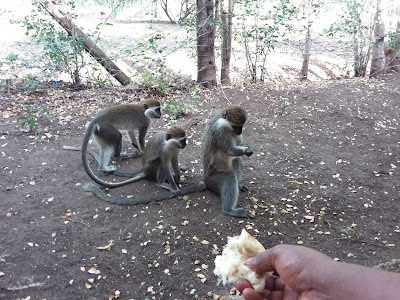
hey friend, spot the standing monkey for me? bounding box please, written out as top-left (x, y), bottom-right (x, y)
top-left (64, 98), bottom-right (161, 172)
top-left (201, 106), bottom-right (254, 218)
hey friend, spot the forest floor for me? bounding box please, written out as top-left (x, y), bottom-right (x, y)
top-left (1, 72), bottom-right (400, 299)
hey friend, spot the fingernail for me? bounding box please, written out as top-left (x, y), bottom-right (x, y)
top-left (245, 258), bottom-right (253, 265)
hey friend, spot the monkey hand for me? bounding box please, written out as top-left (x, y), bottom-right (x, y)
top-left (244, 147), bottom-right (254, 157)
top-left (170, 188), bottom-right (182, 197)
top-left (174, 175), bottom-right (182, 184)
top-left (239, 185), bottom-right (249, 192)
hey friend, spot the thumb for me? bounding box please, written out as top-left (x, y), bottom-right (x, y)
top-left (245, 249), bottom-right (278, 274)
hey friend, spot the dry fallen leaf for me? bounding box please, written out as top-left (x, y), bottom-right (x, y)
top-left (164, 242), bottom-right (171, 254)
top-left (88, 267), bottom-right (100, 275)
top-left (212, 293), bottom-right (222, 299)
top-left (289, 180), bottom-right (303, 185)
top-left (96, 240), bottom-right (114, 251)
top-left (163, 269), bottom-right (171, 275)
top-left (304, 215), bottom-right (315, 222)
top-left (109, 290), bottom-right (121, 299)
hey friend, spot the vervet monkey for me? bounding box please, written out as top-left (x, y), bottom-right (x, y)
top-left (201, 106), bottom-right (254, 218)
top-left (84, 126), bottom-right (188, 192)
top-left (83, 106), bottom-right (255, 212)
top-left (64, 98), bottom-right (161, 172)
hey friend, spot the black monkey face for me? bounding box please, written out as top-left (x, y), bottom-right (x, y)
top-left (166, 134), bottom-right (186, 149)
top-left (145, 105), bottom-right (161, 119)
top-left (179, 138), bottom-right (187, 149)
top-left (152, 107), bottom-right (161, 118)
top-left (232, 125), bottom-right (243, 135)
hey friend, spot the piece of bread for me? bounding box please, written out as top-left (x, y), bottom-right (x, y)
top-left (214, 229), bottom-right (269, 292)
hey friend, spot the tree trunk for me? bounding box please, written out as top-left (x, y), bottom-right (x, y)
top-left (154, 0), bottom-right (158, 18)
top-left (385, 20), bottom-right (400, 72)
top-left (395, 20), bottom-right (400, 50)
top-left (353, 28), bottom-right (362, 77)
top-left (220, 0), bottom-right (232, 85)
top-left (300, 0), bottom-right (313, 81)
top-left (36, 0), bottom-right (131, 86)
top-left (300, 26), bottom-right (312, 81)
top-left (370, 2), bottom-right (385, 77)
top-left (196, 0), bottom-right (217, 88)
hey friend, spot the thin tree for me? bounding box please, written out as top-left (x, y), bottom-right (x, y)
top-left (220, 0), bottom-right (232, 85)
top-left (196, 0), bottom-right (217, 87)
top-left (370, 0), bottom-right (385, 77)
top-left (160, 0), bottom-right (177, 23)
top-left (385, 20), bottom-right (400, 72)
top-left (300, 0), bottom-right (313, 81)
top-left (351, 0), bottom-right (373, 77)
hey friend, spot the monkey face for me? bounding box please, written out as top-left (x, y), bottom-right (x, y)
top-left (232, 125), bottom-right (243, 135)
top-left (145, 106), bottom-right (162, 118)
top-left (179, 138), bottom-right (187, 149)
top-left (223, 106), bottom-right (247, 135)
top-left (152, 106), bottom-right (161, 118)
top-left (165, 133), bottom-right (186, 149)
top-left (166, 127), bottom-right (186, 149)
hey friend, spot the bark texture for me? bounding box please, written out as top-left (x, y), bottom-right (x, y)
top-left (196, 0), bottom-right (217, 88)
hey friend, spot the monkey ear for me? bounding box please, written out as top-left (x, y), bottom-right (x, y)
top-left (165, 133), bottom-right (172, 140)
top-left (143, 103), bottom-right (149, 110)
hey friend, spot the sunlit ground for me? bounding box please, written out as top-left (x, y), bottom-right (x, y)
top-left (0, 0), bottom-right (356, 84)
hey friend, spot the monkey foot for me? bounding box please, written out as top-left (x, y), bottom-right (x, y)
top-left (99, 165), bottom-right (118, 173)
top-left (119, 151), bottom-right (142, 159)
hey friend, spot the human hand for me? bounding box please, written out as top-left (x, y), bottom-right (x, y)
top-left (235, 244), bottom-right (335, 300)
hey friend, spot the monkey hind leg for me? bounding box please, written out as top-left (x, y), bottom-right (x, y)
top-left (94, 124), bottom-right (122, 160)
top-left (205, 171), bottom-right (254, 219)
top-left (105, 130), bottom-right (141, 160)
top-left (232, 157), bottom-right (248, 192)
top-left (155, 166), bottom-right (180, 195)
top-left (99, 146), bottom-right (117, 173)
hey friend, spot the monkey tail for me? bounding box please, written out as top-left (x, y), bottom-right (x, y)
top-left (111, 170), bottom-right (143, 178)
top-left (81, 123), bottom-right (145, 188)
top-left (82, 181), bottom-right (206, 205)
top-left (63, 145), bottom-right (101, 165)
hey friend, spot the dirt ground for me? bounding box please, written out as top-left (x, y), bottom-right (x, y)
top-left (1, 73), bottom-right (400, 300)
